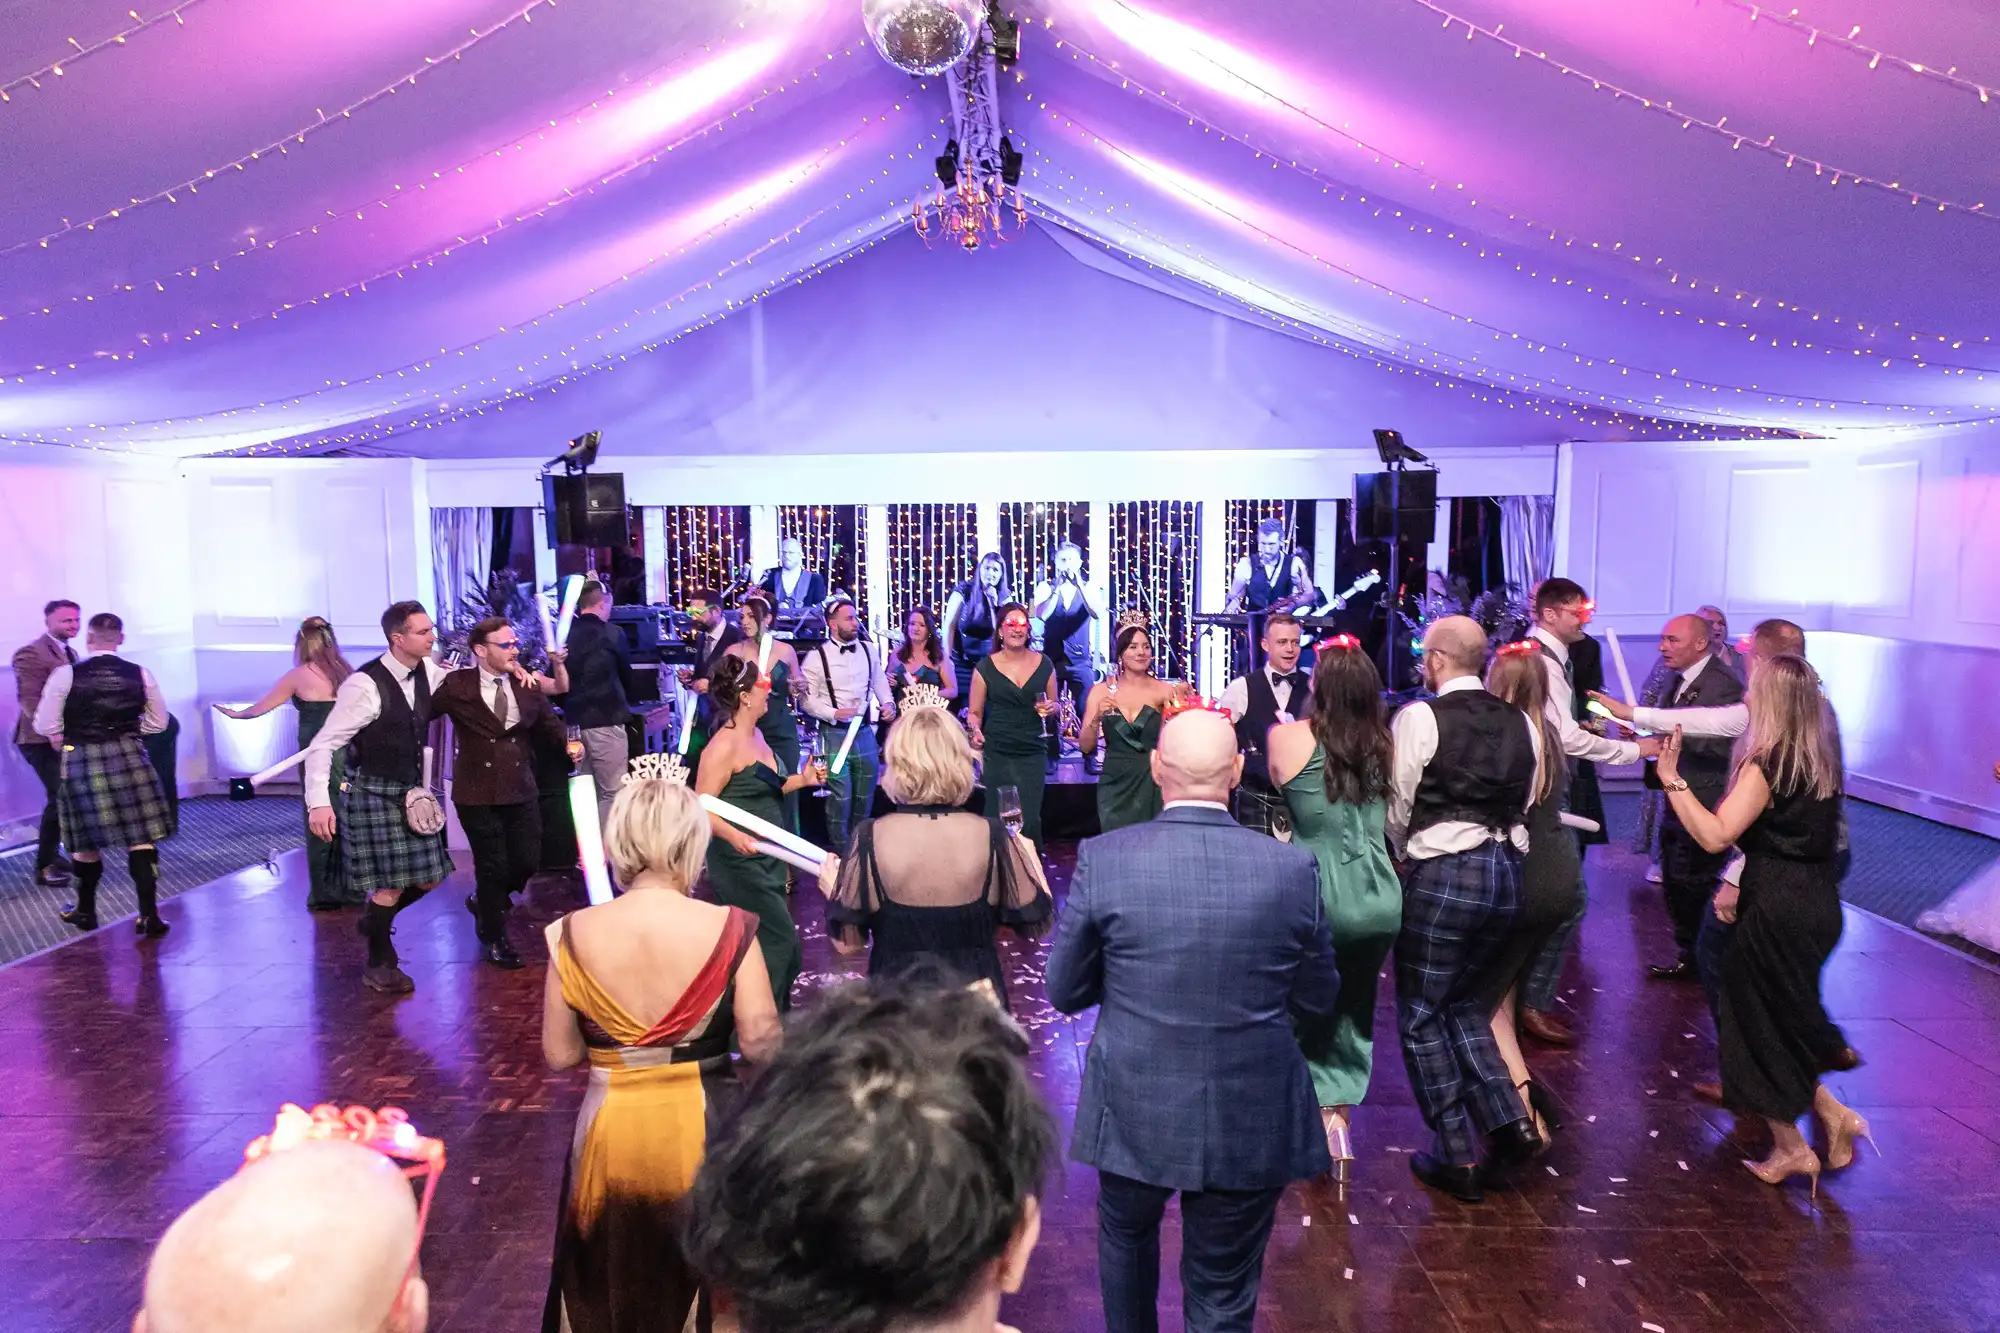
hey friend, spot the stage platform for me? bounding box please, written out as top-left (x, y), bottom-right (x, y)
top-left (4, 833), bottom-right (1999, 1332)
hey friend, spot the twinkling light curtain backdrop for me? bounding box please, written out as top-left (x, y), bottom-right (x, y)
top-left (998, 501), bottom-right (1089, 625)
top-left (886, 503), bottom-right (978, 629)
top-left (1225, 500), bottom-right (1302, 571)
top-left (778, 504), bottom-right (867, 616)
top-left (660, 506), bottom-right (750, 604)
top-left (1107, 501), bottom-right (1202, 682)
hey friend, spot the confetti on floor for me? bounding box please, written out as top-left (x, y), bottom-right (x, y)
top-left (1577, 1204), bottom-right (1598, 1214)
top-left (1643, 1324), bottom-right (1666, 1332)
top-left (1649, 1130), bottom-right (1660, 1138)
top-left (1678, 1160), bottom-right (1689, 1171)
top-left (1576, 1275), bottom-right (1587, 1288)
top-left (1348, 1213), bottom-right (1360, 1225)
top-left (1613, 1259), bottom-right (1632, 1267)
top-left (1610, 1176), bottom-right (1628, 1182)
top-left (1344, 1268), bottom-right (1354, 1281)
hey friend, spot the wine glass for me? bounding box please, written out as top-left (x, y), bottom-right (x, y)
top-left (806, 742), bottom-right (830, 797)
top-left (565, 724), bottom-right (585, 766)
top-left (997, 785), bottom-right (1023, 839)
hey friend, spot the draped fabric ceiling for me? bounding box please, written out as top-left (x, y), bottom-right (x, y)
top-left (2, 0), bottom-right (1995, 459)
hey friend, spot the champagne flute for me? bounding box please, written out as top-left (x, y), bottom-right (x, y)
top-left (997, 785), bottom-right (1023, 839)
top-left (565, 724), bottom-right (585, 766)
top-left (806, 742), bottom-right (829, 797)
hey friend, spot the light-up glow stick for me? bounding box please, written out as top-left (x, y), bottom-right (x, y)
top-left (830, 712), bottom-right (866, 775)
top-left (675, 677), bottom-right (697, 755)
top-left (536, 591), bottom-right (557, 651)
top-left (553, 575), bottom-right (584, 649)
top-left (568, 773), bottom-right (614, 905)
top-left (1587, 698), bottom-right (1651, 737)
top-left (1558, 812), bottom-right (1603, 834)
top-left (751, 838), bottom-right (824, 876)
top-left (1604, 627), bottom-right (1638, 706)
top-left (248, 749), bottom-right (309, 786)
top-left (697, 792), bottom-right (828, 868)
top-left (757, 631), bottom-right (775, 675)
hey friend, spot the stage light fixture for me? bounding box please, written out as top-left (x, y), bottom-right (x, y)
top-left (1372, 428), bottom-right (1427, 466)
top-left (1000, 136), bottom-right (1024, 186)
top-left (936, 140), bottom-right (960, 188)
top-left (990, 4), bottom-right (1021, 65)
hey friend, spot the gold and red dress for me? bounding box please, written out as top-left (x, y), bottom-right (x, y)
top-left (542, 907), bottom-right (755, 1333)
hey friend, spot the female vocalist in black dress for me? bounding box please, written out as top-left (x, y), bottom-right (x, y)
top-left (943, 553), bottom-right (1008, 712)
top-left (1657, 653), bottom-right (1867, 1193)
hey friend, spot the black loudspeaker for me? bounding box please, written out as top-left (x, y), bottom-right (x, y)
top-left (543, 472), bottom-right (628, 547)
top-left (1352, 469), bottom-right (1438, 543)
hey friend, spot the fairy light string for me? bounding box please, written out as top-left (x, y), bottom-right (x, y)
top-left (0, 1), bottom-right (207, 104)
top-left (1410, 0), bottom-right (1993, 220)
top-left (0, 41), bottom-right (872, 329)
top-left (1, 0), bottom-right (567, 257)
top-left (1713, 1), bottom-right (1998, 105)
top-left (1046, 26), bottom-right (1993, 353)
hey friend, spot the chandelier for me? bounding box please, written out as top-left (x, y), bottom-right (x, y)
top-left (909, 10), bottom-right (1026, 252)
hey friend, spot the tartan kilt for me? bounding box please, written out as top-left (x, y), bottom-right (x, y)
top-left (343, 773), bottom-right (453, 895)
top-left (57, 737), bottom-right (174, 852)
top-left (1232, 782), bottom-right (1294, 841)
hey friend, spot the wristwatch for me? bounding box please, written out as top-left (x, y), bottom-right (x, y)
top-left (1663, 778), bottom-right (1691, 793)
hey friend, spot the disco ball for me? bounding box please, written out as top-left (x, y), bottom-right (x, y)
top-left (862, 0), bottom-right (982, 76)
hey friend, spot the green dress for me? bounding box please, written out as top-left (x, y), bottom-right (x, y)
top-left (1282, 745), bottom-right (1402, 1107)
top-left (1096, 703), bottom-right (1163, 833)
top-left (294, 700), bottom-right (360, 909)
top-left (976, 655), bottom-right (1052, 846)
top-left (755, 656), bottom-right (803, 835)
top-left (704, 759), bottom-right (801, 1011)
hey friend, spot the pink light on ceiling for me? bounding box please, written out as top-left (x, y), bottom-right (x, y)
top-left (1088, 0), bottom-right (1319, 112)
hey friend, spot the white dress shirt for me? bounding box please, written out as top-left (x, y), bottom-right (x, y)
top-left (800, 636), bottom-right (892, 723)
top-left (1529, 625), bottom-right (1640, 766)
top-left (475, 666), bottom-right (517, 730)
top-left (1163, 799), bottom-right (1231, 813)
top-left (33, 656), bottom-right (169, 739)
top-left (1218, 666), bottom-right (1302, 723)
top-left (304, 652), bottom-right (452, 809)
top-left (1387, 676), bottom-right (1543, 860)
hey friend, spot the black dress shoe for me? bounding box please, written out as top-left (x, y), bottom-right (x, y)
top-left (483, 940), bottom-right (524, 970)
top-left (134, 915), bottom-right (170, 939)
top-left (58, 904), bottom-right (98, 932)
top-left (1648, 958), bottom-right (1698, 980)
top-left (1409, 1151), bottom-right (1484, 1203)
top-left (37, 865), bottom-right (72, 888)
top-left (1485, 1119), bottom-right (1543, 1175)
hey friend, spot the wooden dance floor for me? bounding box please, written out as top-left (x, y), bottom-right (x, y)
top-left (5, 833), bottom-right (2000, 1333)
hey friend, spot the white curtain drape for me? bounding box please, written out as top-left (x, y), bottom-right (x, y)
top-left (1500, 495), bottom-right (1556, 593)
top-left (430, 508), bottom-right (493, 631)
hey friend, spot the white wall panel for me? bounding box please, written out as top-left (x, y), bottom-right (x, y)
top-left (321, 486), bottom-right (393, 627)
top-left (1954, 459), bottom-right (2000, 627)
top-left (1591, 466), bottom-right (1676, 617)
top-left (1847, 456), bottom-right (1920, 616)
top-left (1724, 464), bottom-right (1816, 609)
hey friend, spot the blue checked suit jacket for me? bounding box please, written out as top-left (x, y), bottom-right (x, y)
top-left (1045, 804), bottom-right (1340, 1192)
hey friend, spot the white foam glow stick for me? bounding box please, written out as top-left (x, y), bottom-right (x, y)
top-left (830, 712), bottom-right (866, 775)
top-left (675, 677), bottom-right (697, 755)
top-left (248, 749), bottom-right (309, 786)
top-left (553, 575), bottom-right (584, 649)
top-left (751, 838), bottom-right (824, 876)
top-left (1604, 627), bottom-right (1639, 706)
top-left (757, 631), bottom-right (775, 675)
top-left (568, 773), bottom-right (614, 905)
top-left (536, 591), bottom-right (557, 649)
top-left (698, 792), bottom-right (828, 868)
top-left (1558, 812), bottom-right (1603, 833)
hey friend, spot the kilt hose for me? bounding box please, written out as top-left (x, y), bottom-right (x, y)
top-left (343, 773), bottom-right (453, 896)
top-left (1395, 841), bottom-right (1527, 1165)
top-left (57, 736), bottom-right (173, 853)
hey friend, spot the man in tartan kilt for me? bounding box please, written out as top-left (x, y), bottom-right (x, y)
top-left (1386, 616), bottom-right (1544, 1203)
top-left (305, 601), bottom-right (456, 995)
top-left (1220, 613), bottom-right (1313, 839)
top-left (33, 612), bottom-right (175, 937)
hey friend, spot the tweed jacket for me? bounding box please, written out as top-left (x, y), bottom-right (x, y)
top-left (12, 634), bottom-right (72, 746)
top-left (432, 668), bottom-right (566, 806)
top-left (1044, 804), bottom-right (1340, 1192)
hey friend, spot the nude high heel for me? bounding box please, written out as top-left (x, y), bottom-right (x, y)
top-left (1744, 1146), bottom-right (1822, 1200)
top-left (1321, 1108), bottom-right (1353, 1186)
top-left (1823, 1109), bottom-right (1877, 1170)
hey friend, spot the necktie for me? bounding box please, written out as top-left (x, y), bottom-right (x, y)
top-left (491, 677), bottom-right (508, 723)
top-left (1673, 671), bottom-right (1692, 703)
top-left (63, 644), bottom-right (75, 665)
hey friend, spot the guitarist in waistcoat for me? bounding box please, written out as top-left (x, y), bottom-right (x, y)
top-left (1219, 614), bottom-right (1315, 836)
top-left (1225, 518), bottom-right (1317, 674)
top-left (304, 601), bottom-right (456, 995)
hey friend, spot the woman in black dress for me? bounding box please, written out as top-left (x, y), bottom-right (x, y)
top-left (1481, 641), bottom-right (1579, 1150)
top-left (1657, 653), bottom-right (1866, 1193)
top-left (818, 702), bottom-right (1052, 1011)
top-left (943, 553), bottom-right (1008, 711)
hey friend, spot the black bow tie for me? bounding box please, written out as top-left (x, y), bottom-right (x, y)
top-left (838, 643), bottom-right (858, 655)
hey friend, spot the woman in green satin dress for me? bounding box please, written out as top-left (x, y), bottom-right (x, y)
top-left (1266, 637), bottom-right (1401, 1181)
top-left (725, 594), bottom-right (806, 834)
top-left (967, 603), bottom-right (1056, 847)
top-left (213, 617), bottom-right (363, 910)
top-left (890, 605), bottom-right (959, 712)
top-left (696, 657), bottom-right (828, 1012)
top-left (1077, 618), bottom-right (1185, 833)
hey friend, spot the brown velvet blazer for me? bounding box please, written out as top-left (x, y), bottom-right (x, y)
top-left (431, 668), bottom-right (566, 806)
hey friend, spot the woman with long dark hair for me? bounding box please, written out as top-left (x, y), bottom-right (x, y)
top-left (943, 553), bottom-right (1009, 708)
top-left (696, 657), bottom-right (828, 1012)
top-left (1481, 640), bottom-right (1577, 1150)
top-left (1076, 613), bottom-right (1183, 833)
top-left (891, 605), bottom-right (957, 710)
top-left (1658, 654), bottom-right (1863, 1192)
top-left (1265, 636), bottom-right (1400, 1179)
top-left (965, 603), bottom-right (1055, 848)
top-left (214, 617), bottom-right (361, 910)
top-left (724, 594), bottom-right (805, 834)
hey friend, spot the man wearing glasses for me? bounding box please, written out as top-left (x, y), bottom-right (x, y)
top-left (430, 616), bottom-right (568, 970)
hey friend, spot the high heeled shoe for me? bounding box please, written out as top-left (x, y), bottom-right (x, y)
top-left (1321, 1111), bottom-right (1354, 1185)
top-left (1523, 1079), bottom-right (1563, 1132)
top-left (1744, 1146), bottom-right (1821, 1199)
top-left (1823, 1110), bottom-right (1876, 1170)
